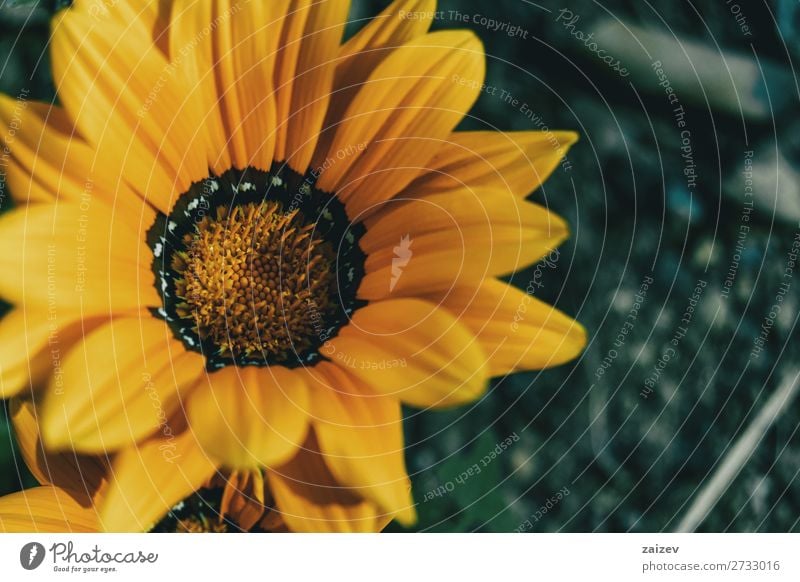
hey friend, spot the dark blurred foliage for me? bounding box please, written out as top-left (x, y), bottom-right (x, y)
top-left (1, 0), bottom-right (799, 532)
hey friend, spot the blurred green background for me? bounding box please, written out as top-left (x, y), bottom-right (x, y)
top-left (1, 0), bottom-right (799, 532)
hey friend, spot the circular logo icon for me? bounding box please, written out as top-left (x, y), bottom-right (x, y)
top-left (19, 542), bottom-right (46, 570)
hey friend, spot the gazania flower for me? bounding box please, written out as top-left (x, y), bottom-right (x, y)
top-left (0, 0), bottom-right (585, 532)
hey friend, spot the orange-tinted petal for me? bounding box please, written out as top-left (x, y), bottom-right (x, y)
top-left (168, 0), bottom-right (233, 174)
top-left (312, 0), bottom-right (437, 169)
top-left (0, 486), bottom-right (98, 533)
top-left (273, 0), bottom-right (350, 172)
top-left (99, 431), bottom-right (218, 532)
top-left (170, 0), bottom-right (286, 172)
top-left (0, 307), bottom-right (97, 399)
top-left (70, 0), bottom-right (165, 45)
top-left (42, 317), bottom-right (204, 453)
top-left (51, 9), bottom-right (207, 213)
top-left (358, 190), bottom-right (568, 300)
top-left (406, 131), bottom-right (578, 198)
top-left (11, 399), bottom-right (107, 494)
top-left (337, 0), bottom-right (437, 78)
top-left (427, 279), bottom-right (586, 376)
top-left (0, 97), bottom-right (144, 216)
top-left (326, 298), bottom-right (488, 408)
top-left (219, 469), bottom-right (267, 531)
top-left (298, 361), bottom-right (415, 524)
top-left (188, 365), bottom-right (310, 468)
top-left (0, 203), bottom-right (159, 313)
top-left (267, 432), bottom-right (384, 532)
top-left (315, 30), bottom-right (485, 219)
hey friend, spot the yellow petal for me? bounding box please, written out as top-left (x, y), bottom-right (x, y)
top-left (170, 0), bottom-right (286, 171)
top-left (70, 0), bottom-right (166, 46)
top-left (220, 470), bottom-right (266, 531)
top-left (51, 9), bottom-right (207, 212)
top-left (273, 0), bottom-right (350, 172)
top-left (11, 399), bottom-right (107, 493)
top-left (315, 30), bottom-right (485, 218)
top-left (188, 365), bottom-right (310, 468)
top-left (298, 362), bottom-right (415, 525)
top-left (0, 97), bottom-right (144, 215)
top-left (42, 317), bottom-right (204, 453)
top-left (326, 298), bottom-right (488, 408)
top-left (167, 0), bottom-right (233, 173)
top-left (0, 486), bottom-right (98, 533)
top-left (358, 190), bottom-right (568, 300)
top-left (312, 0), bottom-right (437, 168)
top-left (407, 131), bottom-right (578, 198)
top-left (338, 0), bottom-right (437, 72)
top-left (427, 279), bottom-right (586, 375)
top-left (99, 431), bottom-right (218, 532)
top-left (0, 307), bottom-right (93, 399)
top-left (0, 203), bottom-right (159, 313)
top-left (267, 432), bottom-right (385, 532)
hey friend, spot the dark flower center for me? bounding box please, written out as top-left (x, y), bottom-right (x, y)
top-left (148, 166), bottom-right (365, 369)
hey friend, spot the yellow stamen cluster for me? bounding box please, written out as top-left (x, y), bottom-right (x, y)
top-left (172, 201), bottom-right (335, 361)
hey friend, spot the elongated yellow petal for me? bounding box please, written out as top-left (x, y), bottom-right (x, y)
top-left (327, 298), bottom-right (488, 408)
top-left (426, 279), bottom-right (586, 375)
top-left (267, 432), bottom-right (385, 532)
top-left (0, 97), bottom-right (144, 216)
top-left (338, 0), bottom-right (437, 69)
top-left (316, 30), bottom-right (485, 218)
top-left (0, 308), bottom-right (92, 399)
top-left (42, 317), bottom-right (204, 453)
top-left (99, 431), bottom-right (218, 532)
top-left (312, 0), bottom-right (437, 169)
top-left (0, 204), bottom-right (158, 313)
top-left (70, 0), bottom-right (165, 45)
top-left (168, 0), bottom-right (233, 173)
top-left (298, 362), bottom-right (415, 525)
top-left (0, 486), bottom-right (98, 533)
top-left (51, 9), bottom-right (207, 212)
top-left (188, 365), bottom-right (310, 468)
top-left (170, 0), bottom-right (287, 172)
top-left (273, 0), bottom-right (350, 172)
top-left (11, 399), bottom-right (107, 493)
top-left (358, 190), bottom-right (568, 300)
top-left (407, 131), bottom-right (578, 198)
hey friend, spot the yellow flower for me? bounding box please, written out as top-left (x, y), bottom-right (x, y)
top-left (0, 0), bottom-right (585, 532)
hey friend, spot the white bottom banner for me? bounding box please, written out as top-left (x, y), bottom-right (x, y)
top-left (0, 534), bottom-right (797, 581)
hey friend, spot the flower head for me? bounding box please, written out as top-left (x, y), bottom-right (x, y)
top-left (0, 0), bottom-right (585, 532)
